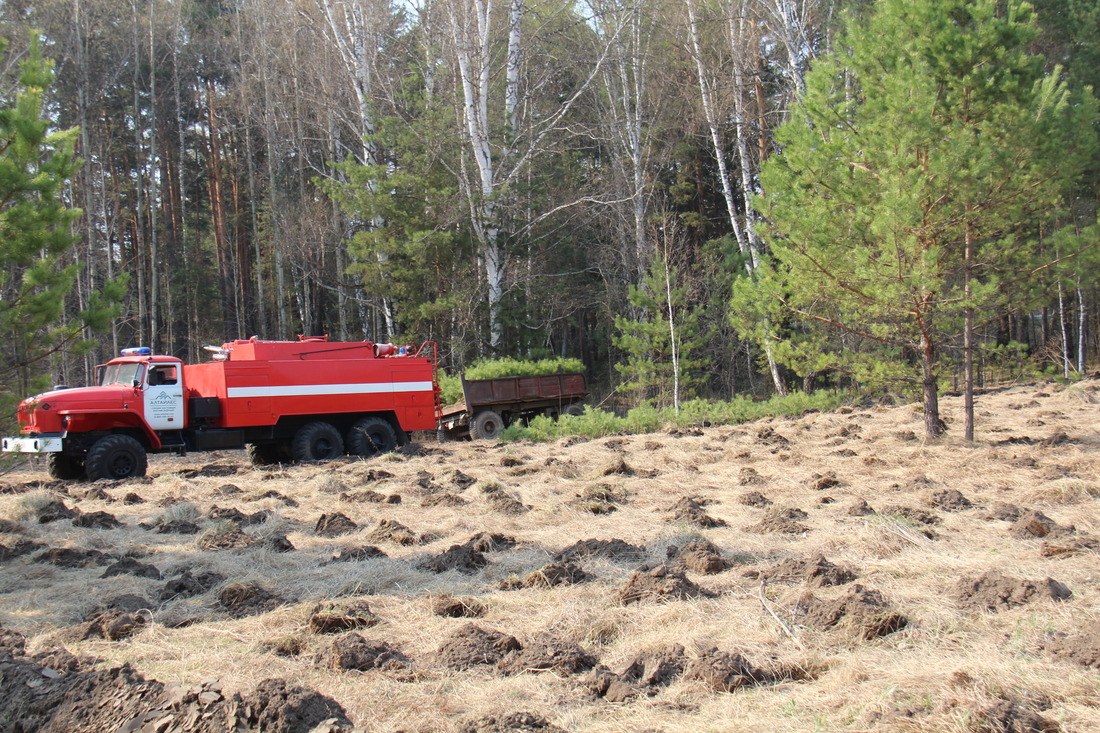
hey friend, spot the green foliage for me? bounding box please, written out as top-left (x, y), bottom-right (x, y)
top-left (613, 251), bottom-right (707, 408)
top-left (465, 357), bottom-right (585, 380)
top-left (501, 391), bottom-right (846, 442)
top-left (0, 37), bottom-right (125, 427)
top-left (438, 357), bottom-right (585, 406)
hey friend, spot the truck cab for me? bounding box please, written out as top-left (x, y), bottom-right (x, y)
top-left (2, 347), bottom-right (186, 480)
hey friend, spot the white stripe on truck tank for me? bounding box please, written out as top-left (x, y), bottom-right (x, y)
top-left (226, 381), bottom-right (435, 399)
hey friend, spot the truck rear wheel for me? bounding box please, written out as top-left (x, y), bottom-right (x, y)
top-left (469, 410), bottom-right (504, 441)
top-left (563, 403), bottom-right (585, 417)
top-left (347, 417), bottom-right (397, 457)
top-left (291, 422), bottom-right (344, 462)
top-left (47, 453), bottom-right (85, 481)
top-left (85, 435), bottom-right (147, 481)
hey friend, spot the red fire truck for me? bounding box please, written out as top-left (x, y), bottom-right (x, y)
top-left (1, 337), bottom-right (439, 481)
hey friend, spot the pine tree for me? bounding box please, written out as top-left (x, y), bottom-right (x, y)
top-left (0, 38), bottom-right (125, 425)
top-left (614, 249), bottom-right (707, 411)
top-left (736, 0), bottom-right (1097, 438)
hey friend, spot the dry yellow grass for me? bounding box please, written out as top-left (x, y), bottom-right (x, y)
top-left (0, 380), bottom-right (1098, 731)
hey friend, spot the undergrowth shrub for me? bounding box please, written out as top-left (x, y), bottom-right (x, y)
top-left (501, 391), bottom-right (845, 442)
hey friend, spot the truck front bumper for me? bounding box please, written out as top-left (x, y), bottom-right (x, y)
top-left (2, 435), bottom-right (64, 453)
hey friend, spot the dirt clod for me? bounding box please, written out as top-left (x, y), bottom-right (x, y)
top-left (498, 633), bottom-right (597, 676)
top-left (617, 565), bottom-right (713, 605)
top-left (102, 557), bottom-right (163, 580)
top-left (431, 595), bottom-right (486, 618)
top-left (72, 510), bottom-right (123, 529)
top-left (745, 554), bottom-right (856, 588)
top-left (795, 584), bottom-right (908, 639)
top-left (160, 570), bottom-right (225, 601)
top-left (555, 538), bottom-right (645, 564)
top-left (219, 582), bottom-right (281, 618)
top-left (667, 540), bottom-right (732, 574)
top-left (328, 545), bottom-right (388, 563)
top-left (745, 507), bottom-right (810, 535)
top-left (1041, 620), bottom-right (1100, 668)
top-left (321, 632), bottom-right (409, 671)
top-left (1010, 510), bottom-right (1072, 539)
top-left (928, 489), bottom-right (973, 511)
top-left (417, 544), bottom-right (489, 575)
top-left (458, 712), bottom-right (566, 733)
top-left (517, 561), bottom-right (592, 588)
top-left (669, 497), bottom-right (726, 528)
top-left (308, 599), bottom-right (379, 634)
top-left (433, 623), bottom-right (522, 670)
top-left (739, 490), bottom-right (771, 507)
top-left (366, 519), bottom-right (422, 545)
top-left (314, 512), bottom-right (359, 537)
top-left (953, 570), bottom-right (1072, 612)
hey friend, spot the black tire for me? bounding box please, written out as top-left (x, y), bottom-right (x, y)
top-left (562, 403), bottom-right (585, 417)
top-left (290, 422), bottom-right (344, 462)
top-left (46, 453), bottom-right (85, 481)
top-left (246, 442), bottom-right (285, 466)
top-left (347, 417), bottom-right (398, 457)
top-left (469, 410), bottom-right (504, 441)
top-left (85, 435), bottom-right (147, 481)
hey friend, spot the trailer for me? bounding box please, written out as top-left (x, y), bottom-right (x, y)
top-left (2, 337), bottom-right (439, 481)
top-left (439, 372), bottom-right (588, 440)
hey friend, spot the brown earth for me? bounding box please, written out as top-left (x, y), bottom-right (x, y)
top-left (1, 380), bottom-right (1099, 731)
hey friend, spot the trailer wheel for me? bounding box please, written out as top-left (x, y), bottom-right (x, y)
top-left (469, 410), bottom-right (504, 441)
top-left (563, 403), bottom-right (585, 417)
top-left (246, 442), bottom-right (284, 466)
top-left (290, 422), bottom-right (344, 462)
top-left (47, 453), bottom-right (85, 481)
top-left (347, 417), bottom-right (398, 457)
top-left (85, 435), bottom-right (147, 481)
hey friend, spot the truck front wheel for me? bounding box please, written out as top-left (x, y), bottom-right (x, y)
top-left (291, 422), bottom-right (344, 462)
top-left (47, 453), bottom-right (85, 481)
top-left (347, 417), bottom-right (397, 457)
top-left (85, 435), bottom-right (148, 481)
top-left (469, 410), bottom-right (504, 441)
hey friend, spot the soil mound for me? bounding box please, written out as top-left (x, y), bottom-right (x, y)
top-left (230, 678), bottom-right (352, 732)
top-left (928, 489), bottom-right (973, 511)
top-left (467, 532), bottom-right (518, 552)
top-left (458, 712), bottom-right (566, 733)
top-left (76, 609), bottom-right (148, 641)
top-left (102, 557), bottom-right (162, 580)
top-left (197, 522), bottom-right (255, 551)
top-left (1010, 511), bottom-right (1073, 540)
top-left (72, 510), bottom-right (123, 529)
top-left (953, 571), bottom-right (1072, 612)
top-left (314, 513), bottom-right (359, 537)
top-left (498, 634), bottom-right (597, 676)
top-left (973, 700), bottom-right (1060, 733)
top-left (554, 538), bottom-right (645, 564)
top-left (588, 644), bottom-right (686, 701)
top-left (36, 500), bottom-right (77, 523)
top-left (795, 584), bottom-right (908, 639)
top-left (417, 544), bottom-right (489, 575)
top-left (668, 497), bottom-right (726, 528)
top-left (320, 632), bottom-right (409, 671)
top-left (36, 547), bottom-right (111, 568)
top-left (308, 599), bottom-right (379, 634)
top-left (433, 624), bottom-right (522, 670)
top-left (366, 519), bottom-right (422, 545)
top-left (421, 492), bottom-right (468, 507)
top-left (1040, 536), bottom-right (1100, 558)
top-left (879, 505), bottom-right (940, 525)
top-left (327, 545), bottom-right (388, 564)
top-left (846, 499), bottom-right (875, 516)
top-left (1041, 620), bottom-right (1100, 668)
top-left (738, 490), bottom-right (771, 506)
top-left (431, 595), bottom-right (486, 618)
top-left (744, 554), bottom-right (856, 587)
top-left (160, 570), bottom-right (225, 601)
top-left (0, 537), bottom-right (45, 562)
top-left (219, 582), bottom-right (281, 618)
top-left (666, 540), bottom-right (732, 574)
top-left (745, 507), bottom-right (810, 535)
top-left (682, 647), bottom-right (766, 692)
top-left (512, 561), bottom-right (592, 589)
top-left (617, 565), bottom-right (713, 605)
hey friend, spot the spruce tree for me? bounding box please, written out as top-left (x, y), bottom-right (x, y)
top-left (737, 0), bottom-right (1096, 438)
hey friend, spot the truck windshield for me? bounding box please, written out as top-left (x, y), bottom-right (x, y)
top-left (99, 363), bottom-right (145, 387)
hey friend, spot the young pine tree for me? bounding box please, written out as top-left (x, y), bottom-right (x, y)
top-left (614, 250), bottom-right (706, 411)
top-left (736, 0), bottom-right (1097, 439)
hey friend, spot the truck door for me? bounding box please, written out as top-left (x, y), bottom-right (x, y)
top-left (145, 363), bottom-right (185, 430)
